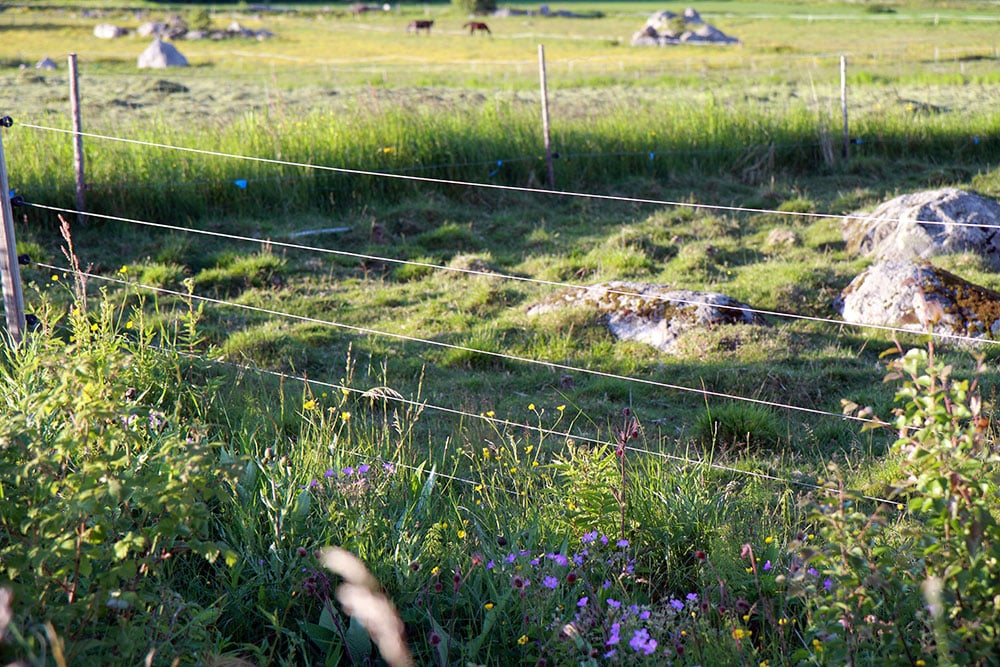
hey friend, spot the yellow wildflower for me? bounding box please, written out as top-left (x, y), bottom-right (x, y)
top-left (732, 628), bottom-right (750, 640)
top-left (484, 603), bottom-right (494, 610)
top-left (517, 635), bottom-right (529, 645)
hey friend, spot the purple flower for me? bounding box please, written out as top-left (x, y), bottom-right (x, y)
top-left (824, 578), bottom-right (834, 591)
top-left (383, 462), bottom-right (396, 473)
top-left (600, 535), bottom-right (609, 546)
top-left (543, 576), bottom-right (558, 589)
top-left (629, 628), bottom-right (658, 655)
top-left (342, 466), bottom-right (354, 477)
top-left (505, 553), bottom-right (518, 564)
top-left (577, 596), bottom-right (588, 607)
top-left (606, 622), bottom-right (621, 646)
top-left (763, 560), bottom-right (772, 571)
top-left (530, 558), bottom-right (540, 566)
top-left (324, 469), bottom-right (336, 478)
top-left (358, 464), bottom-right (370, 474)
top-left (582, 531), bottom-right (598, 544)
top-left (551, 554), bottom-right (568, 567)
top-left (807, 568), bottom-right (818, 577)
top-left (572, 553), bottom-right (585, 566)
top-left (604, 650), bottom-right (617, 658)
top-left (686, 593), bottom-right (699, 602)
top-left (486, 560), bottom-right (494, 570)
top-left (639, 610), bottom-right (651, 621)
top-left (607, 598), bottom-right (621, 609)
top-left (669, 599), bottom-right (684, 611)
top-left (616, 539), bottom-right (629, 548)
top-left (603, 580), bottom-right (612, 590)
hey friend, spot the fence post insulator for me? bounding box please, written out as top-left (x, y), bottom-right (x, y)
top-left (17, 254), bottom-right (30, 265)
top-left (9, 194), bottom-right (24, 207)
top-left (0, 117), bottom-right (12, 128)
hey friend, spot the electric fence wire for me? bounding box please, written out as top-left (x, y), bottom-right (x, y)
top-left (130, 321), bottom-right (907, 509)
top-left (17, 122), bottom-right (997, 236)
top-left (26, 201), bottom-right (1000, 349)
top-left (34, 260), bottom-right (872, 425)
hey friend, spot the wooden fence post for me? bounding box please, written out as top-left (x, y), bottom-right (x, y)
top-left (69, 53), bottom-right (86, 223)
top-left (0, 117), bottom-right (26, 344)
top-left (538, 44), bottom-right (555, 190)
top-left (840, 55), bottom-right (849, 161)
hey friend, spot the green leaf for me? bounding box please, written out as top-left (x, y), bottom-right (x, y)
top-left (344, 615), bottom-right (372, 664)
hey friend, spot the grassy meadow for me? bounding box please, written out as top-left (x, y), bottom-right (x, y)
top-left (2, 1), bottom-right (1000, 665)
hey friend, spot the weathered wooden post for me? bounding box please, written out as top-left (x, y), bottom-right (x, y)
top-left (69, 53), bottom-right (86, 223)
top-left (841, 55), bottom-right (849, 161)
top-left (0, 116), bottom-right (26, 344)
top-left (538, 44), bottom-right (555, 190)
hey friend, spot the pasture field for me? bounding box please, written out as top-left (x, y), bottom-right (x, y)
top-left (1, 1), bottom-right (1000, 665)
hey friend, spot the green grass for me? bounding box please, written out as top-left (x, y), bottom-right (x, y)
top-left (3, 2), bottom-right (1000, 665)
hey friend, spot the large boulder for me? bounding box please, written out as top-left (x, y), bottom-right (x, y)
top-left (842, 188), bottom-right (1000, 270)
top-left (528, 281), bottom-right (767, 353)
top-left (137, 39), bottom-right (189, 69)
top-left (835, 260), bottom-right (1000, 342)
top-left (633, 7), bottom-right (739, 46)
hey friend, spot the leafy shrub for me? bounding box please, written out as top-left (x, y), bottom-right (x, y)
top-left (793, 344), bottom-right (1000, 665)
top-left (0, 302), bottom-right (238, 664)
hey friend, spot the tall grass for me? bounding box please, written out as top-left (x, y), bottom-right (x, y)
top-left (8, 95), bottom-right (999, 226)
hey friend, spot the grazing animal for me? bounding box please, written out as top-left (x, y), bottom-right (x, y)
top-left (406, 19), bottom-right (434, 34)
top-left (463, 21), bottom-right (491, 35)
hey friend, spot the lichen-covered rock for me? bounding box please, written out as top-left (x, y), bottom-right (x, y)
top-left (527, 281), bottom-right (767, 353)
top-left (842, 188), bottom-right (1000, 269)
top-left (834, 260), bottom-right (1000, 342)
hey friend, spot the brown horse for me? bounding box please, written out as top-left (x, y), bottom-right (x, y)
top-left (463, 21), bottom-right (491, 35)
top-left (406, 19), bottom-right (434, 34)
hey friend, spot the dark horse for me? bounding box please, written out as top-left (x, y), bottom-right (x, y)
top-left (406, 19), bottom-right (434, 34)
top-left (463, 21), bottom-right (491, 35)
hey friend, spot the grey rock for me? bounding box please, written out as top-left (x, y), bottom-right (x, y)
top-left (835, 260), bottom-right (1000, 342)
top-left (528, 281), bottom-right (767, 353)
top-left (137, 39), bottom-right (189, 69)
top-left (843, 188), bottom-right (1000, 269)
top-left (94, 23), bottom-right (126, 39)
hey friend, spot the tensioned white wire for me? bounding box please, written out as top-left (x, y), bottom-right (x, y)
top-left (17, 123), bottom-right (998, 232)
top-left (36, 262), bottom-right (869, 424)
top-left (27, 202), bottom-right (1000, 348)
top-left (159, 342), bottom-right (905, 508)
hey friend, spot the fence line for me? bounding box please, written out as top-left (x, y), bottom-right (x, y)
top-left (26, 202), bottom-right (1000, 350)
top-left (37, 261), bottom-right (874, 426)
top-left (18, 123), bottom-right (998, 235)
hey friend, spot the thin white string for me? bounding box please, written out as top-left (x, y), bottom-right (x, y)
top-left (37, 262), bottom-right (868, 424)
top-left (16, 122), bottom-right (996, 231)
top-left (203, 352), bottom-right (904, 508)
top-left (27, 202), bottom-right (1000, 348)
